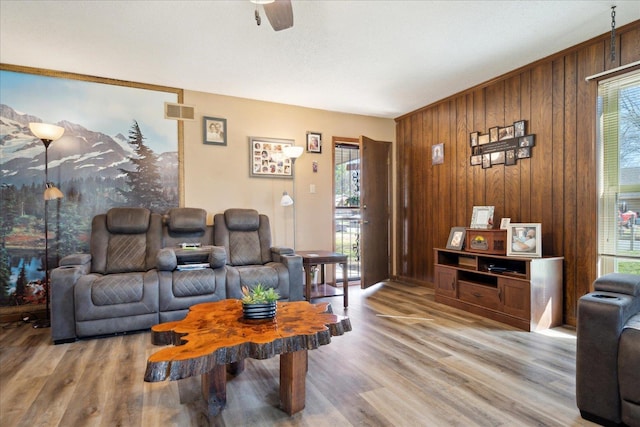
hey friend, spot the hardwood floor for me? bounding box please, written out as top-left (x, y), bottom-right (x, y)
top-left (0, 281), bottom-right (597, 427)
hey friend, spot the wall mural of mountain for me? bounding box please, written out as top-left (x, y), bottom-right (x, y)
top-left (0, 69), bottom-right (180, 311)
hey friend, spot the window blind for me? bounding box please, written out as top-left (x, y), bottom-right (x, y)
top-left (597, 71), bottom-right (640, 274)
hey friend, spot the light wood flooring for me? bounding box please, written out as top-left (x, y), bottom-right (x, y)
top-left (0, 280), bottom-right (597, 427)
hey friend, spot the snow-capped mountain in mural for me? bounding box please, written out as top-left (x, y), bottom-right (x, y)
top-left (0, 104), bottom-right (177, 187)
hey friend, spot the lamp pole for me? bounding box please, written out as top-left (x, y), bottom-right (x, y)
top-left (29, 123), bottom-right (65, 329)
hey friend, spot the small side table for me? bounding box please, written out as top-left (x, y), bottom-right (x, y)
top-left (296, 250), bottom-right (349, 308)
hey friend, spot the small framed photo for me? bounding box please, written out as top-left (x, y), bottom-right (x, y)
top-left (500, 218), bottom-right (511, 229)
top-left (470, 131), bottom-right (479, 147)
top-left (446, 227), bottom-right (466, 251)
top-left (307, 132), bottom-right (322, 153)
top-left (498, 125), bottom-right (514, 141)
top-left (490, 151), bottom-right (505, 165)
top-left (482, 153), bottom-right (491, 169)
top-left (470, 206), bottom-right (495, 229)
top-left (514, 120), bottom-right (526, 137)
top-left (519, 135), bottom-right (535, 147)
top-left (478, 134), bottom-right (490, 145)
top-left (470, 155), bottom-right (482, 166)
top-left (517, 147), bottom-right (531, 159)
top-left (432, 143), bottom-right (444, 165)
top-left (203, 116), bottom-right (227, 146)
top-left (505, 149), bottom-right (517, 166)
top-left (489, 127), bottom-right (499, 142)
top-left (507, 223), bottom-right (542, 257)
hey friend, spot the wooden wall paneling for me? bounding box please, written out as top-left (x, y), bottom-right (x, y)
top-left (619, 26), bottom-right (640, 65)
top-left (484, 82), bottom-right (506, 221)
top-left (411, 113), bottom-right (423, 280)
top-left (394, 21), bottom-right (640, 326)
top-left (504, 75), bottom-right (522, 221)
top-left (574, 42), bottom-right (603, 319)
top-left (551, 58), bottom-right (566, 259)
top-left (466, 93), bottom-right (476, 228)
top-left (437, 102), bottom-right (451, 254)
top-left (530, 62), bottom-right (554, 252)
top-left (562, 52), bottom-right (579, 324)
top-left (519, 71), bottom-right (532, 224)
top-left (455, 97), bottom-right (468, 228)
top-left (417, 110), bottom-right (438, 280)
top-left (472, 89), bottom-right (487, 210)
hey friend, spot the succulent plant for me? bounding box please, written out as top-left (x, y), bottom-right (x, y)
top-left (241, 283), bottom-right (279, 304)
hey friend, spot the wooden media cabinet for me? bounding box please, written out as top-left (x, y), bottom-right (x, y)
top-left (434, 248), bottom-right (563, 331)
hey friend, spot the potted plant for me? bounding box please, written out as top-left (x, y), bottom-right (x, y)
top-left (241, 284), bottom-right (279, 319)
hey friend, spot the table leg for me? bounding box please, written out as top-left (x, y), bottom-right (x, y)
top-left (201, 364), bottom-right (227, 416)
top-left (305, 265), bottom-right (312, 302)
top-left (280, 350), bottom-right (307, 415)
top-left (341, 261), bottom-right (349, 308)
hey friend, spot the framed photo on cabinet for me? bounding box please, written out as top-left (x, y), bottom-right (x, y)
top-left (446, 227), bottom-right (466, 250)
top-left (470, 206), bottom-right (494, 229)
top-left (507, 223), bottom-right (542, 257)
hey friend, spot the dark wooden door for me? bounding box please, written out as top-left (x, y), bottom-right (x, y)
top-left (360, 136), bottom-right (392, 288)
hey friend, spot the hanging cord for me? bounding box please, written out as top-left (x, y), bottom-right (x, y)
top-left (610, 6), bottom-right (616, 62)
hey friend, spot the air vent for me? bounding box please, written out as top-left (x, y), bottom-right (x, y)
top-left (164, 102), bottom-right (196, 121)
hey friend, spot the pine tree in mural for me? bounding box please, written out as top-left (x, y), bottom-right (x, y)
top-left (118, 120), bottom-right (166, 212)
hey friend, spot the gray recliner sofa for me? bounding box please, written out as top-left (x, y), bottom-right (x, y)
top-left (51, 206), bottom-right (303, 344)
top-left (576, 273), bottom-right (640, 427)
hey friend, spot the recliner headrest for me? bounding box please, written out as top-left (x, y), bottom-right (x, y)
top-left (224, 208), bottom-right (259, 231)
top-left (106, 207), bottom-right (151, 234)
top-left (166, 207), bottom-right (206, 233)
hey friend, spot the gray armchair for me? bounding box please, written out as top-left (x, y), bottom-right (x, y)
top-left (213, 208), bottom-right (303, 301)
top-left (576, 273), bottom-right (640, 426)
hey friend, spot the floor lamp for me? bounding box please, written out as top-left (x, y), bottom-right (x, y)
top-left (29, 122), bottom-right (65, 329)
top-left (280, 145), bottom-right (303, 249)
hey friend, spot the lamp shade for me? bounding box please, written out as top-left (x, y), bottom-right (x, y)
top-left (283, 145), bottom-right (303, 159)
top-left (280, 191), bottom-right (294, 206)
top-left (29, 123), bottom-right (65, 141)
top-left (44, 183), bottom-right (64, 200)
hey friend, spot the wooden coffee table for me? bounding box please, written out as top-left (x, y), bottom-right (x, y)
top-left (144, 299), bottom-right (351, 416)
top-left (297, 250), bottom-right (349, 307)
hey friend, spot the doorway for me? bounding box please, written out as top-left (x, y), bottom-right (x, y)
top-left (333, 138), bottom-right (361, 282)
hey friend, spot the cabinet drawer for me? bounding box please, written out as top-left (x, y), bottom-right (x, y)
top-left (458, 281), bottom-right (500, 310)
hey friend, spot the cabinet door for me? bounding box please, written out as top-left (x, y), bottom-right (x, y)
top-left (499, 277), bottom-right (530, 319)
top-left (435, 266), bottom-right (456, 297)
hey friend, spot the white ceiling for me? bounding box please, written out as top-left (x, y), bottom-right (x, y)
top-left (1, 1), bottom-right (638, 119)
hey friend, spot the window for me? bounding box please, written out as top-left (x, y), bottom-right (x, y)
top-left (597, 71), bottom-right (640, 275)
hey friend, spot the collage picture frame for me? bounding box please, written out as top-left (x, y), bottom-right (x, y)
top-left (249, 136), bottom-right (295, 178)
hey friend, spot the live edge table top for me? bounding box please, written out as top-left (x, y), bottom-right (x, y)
top-left (144, 299), bottom-right (352, 383)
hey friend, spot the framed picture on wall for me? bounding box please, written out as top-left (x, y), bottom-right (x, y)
top-left (499, 125), bottom-right (515, 141)
top-left (478, 134), bottom-right (490, 145)
top-left (489, 127), bottom-right (499, 142)
top-left (249, 136), bottom-right (295, 178)
top-left (514, 120), bottom-right (526, 137)
top-left (470, 131), bottom-right (479, 147)
top-left (519, 135), bottom-right (535, 147)
top-left (505, 149), bottom-right (517, 165)
top-left (307, 132), bottom-right (322, 153)
top-left (203, 116), bottom-right (227, 146)
top-left (507, 223), bottom-right (542, 257)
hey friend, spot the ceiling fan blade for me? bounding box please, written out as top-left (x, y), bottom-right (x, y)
top-left (263, 0), bottom-right (293, 31)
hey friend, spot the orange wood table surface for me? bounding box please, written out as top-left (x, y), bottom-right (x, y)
top-left (144, 299), bottom-right (351, 416)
